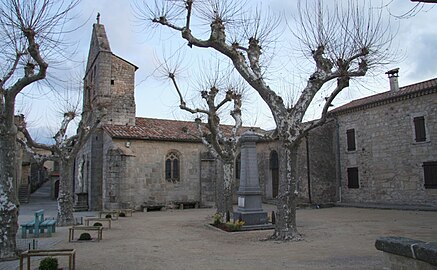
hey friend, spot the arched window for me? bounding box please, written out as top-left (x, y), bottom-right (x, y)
top-left (165, 151), bottom-right (180, 182)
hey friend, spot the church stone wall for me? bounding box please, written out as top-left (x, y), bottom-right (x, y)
top-left (103, 138), bottom-right (208, 210)
top-left (337, 93), bottom-right (437, 206)
top-left (108, 56), bottom-right (136, 126)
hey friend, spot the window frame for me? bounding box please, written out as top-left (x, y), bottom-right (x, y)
top-left (165, 151), bottom-right (181, 183)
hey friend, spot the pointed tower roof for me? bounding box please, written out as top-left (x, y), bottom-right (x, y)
top-left (85, 21), bottom-right (112, 73)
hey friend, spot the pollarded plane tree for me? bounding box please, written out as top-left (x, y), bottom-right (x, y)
top-left (0, 0), bottom-right (79, 259)
top-left (138, 0), bottom-right (394, 240)
top-left (161, 60), bottom-right (244, 218)
top-left (17, 101), bottom-right (104, 226)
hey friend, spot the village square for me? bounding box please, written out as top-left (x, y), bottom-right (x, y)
top-left (0, 0), bottom-right (436, 269)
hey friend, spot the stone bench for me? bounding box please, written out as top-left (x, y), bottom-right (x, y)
top-left (172, 201), bottom-right (199, 209)
top-left (142, 203), bottom-right (166, 212)
top-left (20, 249), bottom-right (76, 270)
top-left (375, 236), bottom-right (437, 270)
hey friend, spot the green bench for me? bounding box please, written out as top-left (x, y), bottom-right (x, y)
top-left (21, 209), bottom-right (56, 238)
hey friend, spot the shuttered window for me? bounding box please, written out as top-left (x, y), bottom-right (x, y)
top-left (423, 161), bottom-right (437, 189)
top-left (346, 129), bottom-right (356, 151)
top-left (414, 116), bottom-right (426, 142)
top-left (347, 167), bottom-right (359, 189)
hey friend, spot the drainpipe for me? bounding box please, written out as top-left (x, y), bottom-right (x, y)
top-left (334, 116), bottom-right (342, 203)
top-left (305, 136), bottom-right (312, 204)
top-left (199, 153), bottom-right (202, 207)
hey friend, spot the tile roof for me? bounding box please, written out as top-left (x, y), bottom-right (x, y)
top-left (103, 117), bottom-right (263, 142)
top-left (330, 77), bottom-right (437, 115)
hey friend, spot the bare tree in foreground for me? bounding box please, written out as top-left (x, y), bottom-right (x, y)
top-left (139, 0), bottom-right (393, 240)
top-left (0, 0), bottom-right (79, 259)
top-left (162, 62), bottom-right (243, 217)
top-left (18, 106), bottom-right (103, 226)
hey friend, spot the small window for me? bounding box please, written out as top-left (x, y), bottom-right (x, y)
top-left (414, 116), bottom-right (426, 142)
top-left (110, 79), bottom-right (115, 85)
top-left (423, 161), bottom-right (437, 189)
top-left (346, 129), bottom-right (356, 151)
top-left (347, 167), bottom-right (359, 188)
top-left (165, 152), bottom-right (180, 182)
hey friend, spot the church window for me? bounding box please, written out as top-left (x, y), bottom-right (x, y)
top-left (111, 79), bottom-right (115, 85)
top-left (346, 129), bottom-right (356, 151)
top-left (165, 152), bottom-right (180, 182)
top-left (347, 167), bottom-right (359, 188)
top-left (413, 116), bottom-right (427, 142)
top-left (423, 161), bottom-right (437, 189)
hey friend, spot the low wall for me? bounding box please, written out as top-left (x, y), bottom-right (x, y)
top-left (375, 236), bottom-right (437, 270)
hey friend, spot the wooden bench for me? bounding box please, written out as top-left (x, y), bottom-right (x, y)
top-left (68, 226), bottom-right (103, 242)
top-left (20, 249), bottom-right (76, 270)
top-left (40, 219), bottom-right (56, 236)
top-left (83, 217), bottom-right (112, 229)
top-left (20, 209), bottom-right (56, 238)
top-left (99, 210), bottom-right (119, 220)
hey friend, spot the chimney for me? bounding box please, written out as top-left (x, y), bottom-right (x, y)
top-left (385, 68), bottom-right (399, 92)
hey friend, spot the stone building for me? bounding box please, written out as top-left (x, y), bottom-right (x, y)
top-left (75, 22), bottom-right (336, 211)
top-left (75, 22), bottom-right (436, 212)
top-left (331, 71), bottom-right (437, 207)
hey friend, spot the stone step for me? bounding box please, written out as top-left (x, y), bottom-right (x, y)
top-left (18, 184), bottom-right (30, 204)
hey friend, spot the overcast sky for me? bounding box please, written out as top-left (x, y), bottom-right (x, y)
top-left (18, 0), bottom-right (437, 142)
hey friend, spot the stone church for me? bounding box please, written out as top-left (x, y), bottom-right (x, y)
top-left (73, 22), bottom-right (436, 212)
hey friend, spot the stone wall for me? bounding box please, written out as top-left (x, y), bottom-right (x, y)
top-left (257, 122), bottom-right (337, 204)
top-left (103, 138), bottom-right (209, 210)
top-left (107, 55), bottom-right (136, 126)
top-left (337, 93), bottom-right (437, 206)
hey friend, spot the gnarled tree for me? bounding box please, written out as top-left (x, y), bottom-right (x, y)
top-left (138, 0), bottom-right (393, 240)
top-left (163, 62), bottom-right (243, 217)
top-left (17, 106), bottom-right (104, 226)
top-left (0, 0), bottom-right (79, 258)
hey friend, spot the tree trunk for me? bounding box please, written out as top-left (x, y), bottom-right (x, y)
top-left (216, 161), bottom-right (234, 218)
top-left (57, 158), bottom-right (75, 226)
top-left (271, 141), bottom-right (302, 241)
top-left (0, 127), bottom-right (19, 260)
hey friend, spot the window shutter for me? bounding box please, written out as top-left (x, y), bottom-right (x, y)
top-left (414, 116), bottom-right (426, 142)
top-left (347, 167), bottom-right (359, 188)
top-left (423, 161), bottom-right (437, 189)
top-left (346, 129), bottom-right (356, 151)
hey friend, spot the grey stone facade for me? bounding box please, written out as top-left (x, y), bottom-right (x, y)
top-left (333, 82), bottom-right (437, 207)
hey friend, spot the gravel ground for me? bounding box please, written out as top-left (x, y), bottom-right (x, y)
top-left (3, 182), bottom-right (436, 270)
top-left (50, 206), bottom-right (436, 270)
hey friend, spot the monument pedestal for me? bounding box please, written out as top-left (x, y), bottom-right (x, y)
top-left (233, 131), bottom-right (269, 227)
